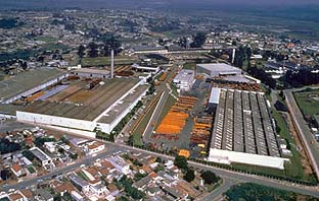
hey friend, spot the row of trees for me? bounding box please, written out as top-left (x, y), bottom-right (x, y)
top-left (247, 66), bottom-right (277, 89)
top-left (283, 69), bottom-right (319, 87)
top-left (77, 36), bottom-right (121, 58)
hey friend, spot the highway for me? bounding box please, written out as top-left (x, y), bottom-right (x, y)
top-left (284, 89), bottom-right (319, 181)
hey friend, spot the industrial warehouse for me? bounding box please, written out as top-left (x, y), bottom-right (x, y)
top-left (0, 67), bottom-right (149, 138)
top-left (208, 88), bottom-right (289, 169)
top-left (196, 63), bottom-right (260, 83)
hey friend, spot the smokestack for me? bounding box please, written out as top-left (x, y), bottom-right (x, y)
top-left (111, 49), bottom-right (114, 79)
top-left (232, 48), bottom-right (236, 64)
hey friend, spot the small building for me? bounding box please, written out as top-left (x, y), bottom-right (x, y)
top-left (131, 63), bottom-right (160, 73)
top-left (107, 156), bottom-right (130, 175)
top-left (30, 147), bottom-right (55, 170)
top-left (208, 88), bottom-right (221, 110)
top-left (86, 141), bottom-right (105, 155)
top-left (33, 190), bottom-right (54, 201)
top-left (10, 163), bottom-right (25, 178)
top-left (69, 174), bottom-right (90, 193)
top-left (173, 69), bottom-right (195, 91)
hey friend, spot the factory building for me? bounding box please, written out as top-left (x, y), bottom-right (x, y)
top-left (72, 68), bottom-right (110, 79)
top-left (196, 63), bottom-right (260, 83)
top-left (173, 69), bottom-right (195, 91)
top-left (208, 88), bottom-right (289, 169)
top-left (131, 63), bottom-right (160, 73)
top-left (208, 88), bottom-right (221, 110)
top-left (0, 68), bottom-right (67, 104)
top-left (0, 67), bottom-right (149, 138)
top-left (16, 78), bottom-right (148, 138)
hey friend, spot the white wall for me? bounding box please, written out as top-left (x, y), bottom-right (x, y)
top-left (17, 111), bottom-right (96, 132)
top-left (208, 148), bottom-right (289, 170)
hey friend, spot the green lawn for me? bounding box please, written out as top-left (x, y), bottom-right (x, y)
top-left (81, 56), bottom-right (136, 67)
top-left (271, 109), bottom-right (315, 182)
top-left (133, 96), bottom-right (161, 146)
top-left (36, 36), bottom-right (57, 43)
top-left (183, 63), bottom-right (196, 70)
top-left (294, 89), bottom-right (319, 117)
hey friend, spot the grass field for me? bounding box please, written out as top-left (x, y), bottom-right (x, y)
top-left (270, 109), bottom-right (315, 182)
top-left (294, 89), bottom-right (319, 117)
top-left (81, 56), bottom-right (136, 67)
top-left (36, 36), bottom-right (57, 43)
top-left (183, 63), bottom-right (196, 70)
top-left (132, 97), bottom-right (160, 146)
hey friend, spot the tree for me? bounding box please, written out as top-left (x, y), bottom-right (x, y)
top-left (22, 150), bottom-right (35, 161)
top-left (184, 169), bottom-right (195, 182)
top-left (178, 36), bottom-right (188, 49)
top-left (88, 42), bottom-right (98, 58)
top-left (103, 36), bottom-right (122, 56)
top-left (246, 46), bottom-right (252, 60)
top-left (0, 138), bottom-right (21, 154)
top-left (77, 45), bottom-right (86, 58)
top-left (190, 32), bottom-right (206, 48)
top-left (174, 156), bottom-right (188, 171)
top-left (201, 171), bottom-right (220, 185)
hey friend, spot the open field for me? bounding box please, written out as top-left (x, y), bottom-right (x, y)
top-left (81, 56), bottom-right (137, 67)
top-left (294, 89), bottom-right (319, 117)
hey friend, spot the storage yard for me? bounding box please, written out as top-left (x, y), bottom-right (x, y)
top-left (153, 96), bottom-right (197, 140)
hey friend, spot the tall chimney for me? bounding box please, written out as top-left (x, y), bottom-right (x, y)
top-left (111, 49), bottom-right (114, 79)
top-left (232, 48), bottom-right (236, 64)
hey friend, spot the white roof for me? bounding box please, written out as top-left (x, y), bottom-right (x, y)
top-left (209, 88), bottom-right (221, 104)
top-left (197, 63), bottom-right (242, 73)
top-left (208, 148), bottom-right (289, 170)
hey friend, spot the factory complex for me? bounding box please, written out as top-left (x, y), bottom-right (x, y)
top-left (0, 67), bottom-right (149, 138)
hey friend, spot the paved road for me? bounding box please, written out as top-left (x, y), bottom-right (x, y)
top-left (284, 89), bottom-right (319, 181)
top-left (199, 178), bottom-right (241, 201)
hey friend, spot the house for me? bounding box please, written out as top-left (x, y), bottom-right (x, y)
top-left (89, 182), bottom-right (110, 199)
top-left (8, 192), bottom-right (25, 201)
top-left (71, 191), bottom-right (84, 201)
top-left (33, 190), bottom-right (54, 201)
top-left (19, 190), bottom-right (33, 200)
top-left (44, 141), bottom-right (56, 153)
top-left (69, 174), bottom-right (90, 193)
top-left (86, 141), bottom-right (105, 155)
top-left (11, 163), bottom-right (25, 178)
top-left (30, 147), bottom-right (55, 170)
top-left (107, 156), bottom-right (130, 175)
top-left (82, 167), bottom-right (99, 182)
